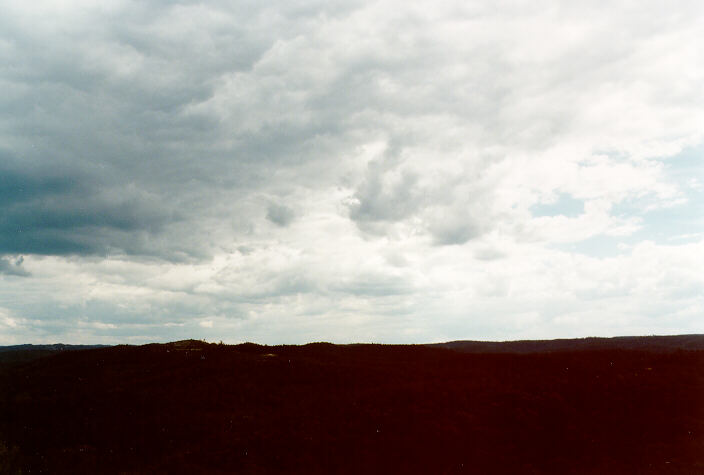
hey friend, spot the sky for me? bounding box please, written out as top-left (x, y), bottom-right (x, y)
top-left (1, 0), bottom-right (703, 344)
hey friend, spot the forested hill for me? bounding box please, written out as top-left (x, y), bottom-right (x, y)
top-left (0, 344), bottom-right (111, 366)
top-left (1, 339), bottom-right (703, 473)
top-left (429, 334), bottom-right (704, 353)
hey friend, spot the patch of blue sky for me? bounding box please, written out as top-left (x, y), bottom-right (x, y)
top-left (626, 144), bottom-right (704, 243)
top-left (662, 142), bottom-right (704, 181)
top-left (531, 193), bottom-right (584, 218)
top-left (551, 234), bottom-right (641, 258)
top-left (553, 199), bottom-right (703, 258)
top-left (553, 144), bottom-right (704, 257)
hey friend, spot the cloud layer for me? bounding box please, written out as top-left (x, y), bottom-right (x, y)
top-left (1, 0), bottom-right (703, 343)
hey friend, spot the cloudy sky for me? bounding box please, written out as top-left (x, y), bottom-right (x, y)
top-left (1, 0), bottom-right (703, 344)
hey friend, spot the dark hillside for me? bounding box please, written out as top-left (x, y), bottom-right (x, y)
top-left (0, 344), bottom-right (111, 369)
top-left (1, 339), bottom-right (703, 474)
top-left (429, 334), bottom-right (704, 353)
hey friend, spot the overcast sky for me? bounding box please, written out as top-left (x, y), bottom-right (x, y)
top-left (1, 0), bottom-right (703, 344)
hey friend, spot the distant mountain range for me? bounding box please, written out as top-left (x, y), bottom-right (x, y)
top-left (0, 344), bottom-right (110, 352)
top-left (3, 334), bottom-right (704, 363)
top-left (429, 334), bottom-right (704, 353)
top-left (0, 344), bottom-right (111, 365)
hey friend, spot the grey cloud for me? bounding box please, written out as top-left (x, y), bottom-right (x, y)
top-left (474, 247), bottom-right (506, 261)
top-left (349, 159), bottom-right (423, 224)
top-left (430, 218), bottom-right (483, 246)
top-left (347, 148), bottom-right (494, 245)
top-left (0, 0), bottom-right (549, 259)
top-left (266, 203), bottom-right (295, 227)
top-left (0, 1), bottom-right (378, 261)
top-left (330, 272), bottom-right (414, 297)
top-left (0, 164), bottom-right (77, 205)
top-left (0, 256), bottom-right (29, 277)
top-left (0, 162), bottom-right (180, 258)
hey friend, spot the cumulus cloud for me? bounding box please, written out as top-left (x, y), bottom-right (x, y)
top-left (0, 256), bottom-right (29, 277)
top-left (0, 0), bottom-right (703, 343)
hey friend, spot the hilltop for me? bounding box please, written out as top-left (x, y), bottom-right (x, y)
top-left (429, 334), bottom-right (704, 353)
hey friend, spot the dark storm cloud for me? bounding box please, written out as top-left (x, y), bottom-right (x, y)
top-left (0, 161), bottom-right (176, 257)
top-left (0, 5), bottom-right (252, 259)
top-left (0, 0), bottom-right (374, 262)
top-left (0, 162), bottom-right (77, 205)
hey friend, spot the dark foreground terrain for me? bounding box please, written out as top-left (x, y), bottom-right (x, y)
top-left (1, 337), bottom-right (703, 474)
